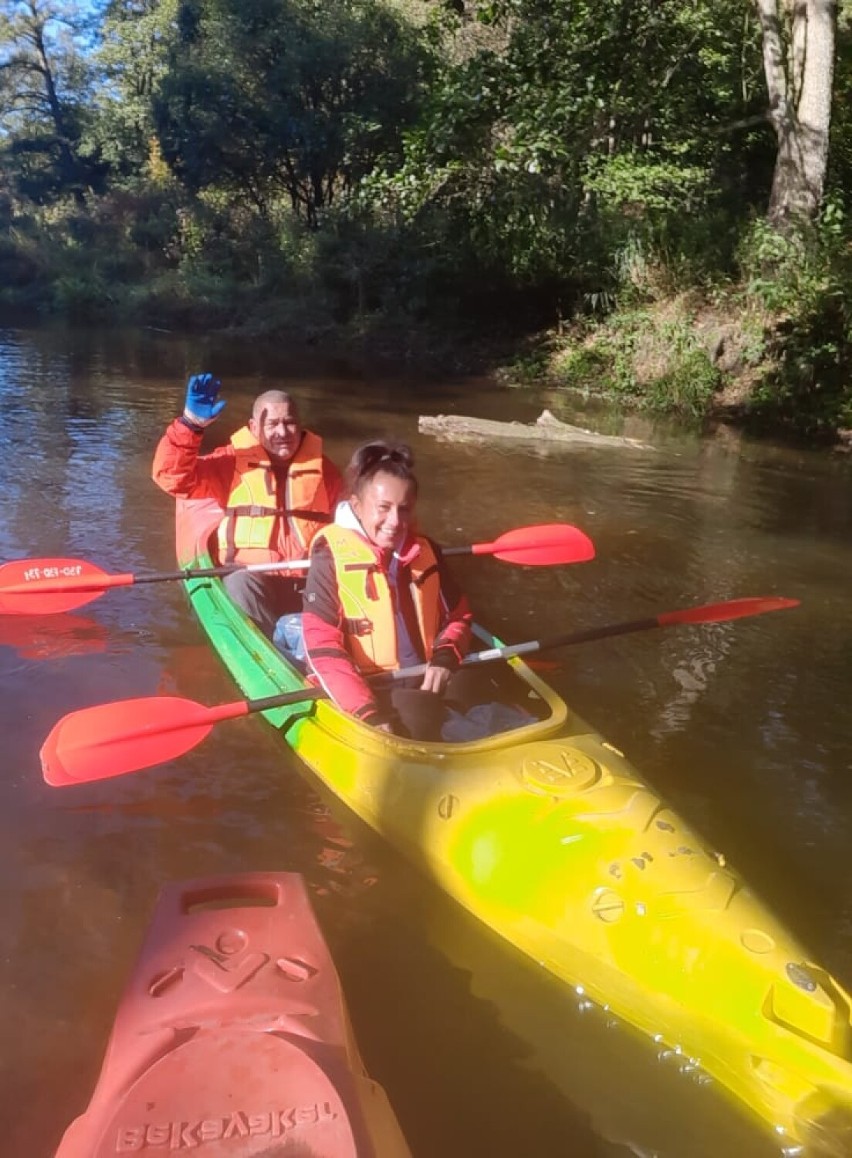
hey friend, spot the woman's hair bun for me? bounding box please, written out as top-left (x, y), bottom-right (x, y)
top-left (347, 440), bottom-right (417, 494)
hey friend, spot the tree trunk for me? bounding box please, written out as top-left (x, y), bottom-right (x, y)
top-left (32, 17), bottom-right (82, 197)
top-left (755, 0), bottom-right (836, 226)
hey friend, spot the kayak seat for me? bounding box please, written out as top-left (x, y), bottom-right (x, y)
top-left (442, 702), bottom-right (538, 741)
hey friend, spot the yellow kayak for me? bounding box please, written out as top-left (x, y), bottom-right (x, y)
top-left (177, 499), bottom-right (852, 1154)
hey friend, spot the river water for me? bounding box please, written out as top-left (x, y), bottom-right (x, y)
top-left (0, 323), bottom-right (850, 1157)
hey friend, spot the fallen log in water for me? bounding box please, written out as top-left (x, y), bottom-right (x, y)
top-left (418, 409), bottom-right (654, 451)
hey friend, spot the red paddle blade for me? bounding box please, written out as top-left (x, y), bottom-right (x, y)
top-left (0, 558), bottom-right (113, 615)
top-left (658, 596), bottom-right (800, 627)
top-left (483, 524), bottom-right (595, 566)
top-left (40, 696), bottom-right (241, 787)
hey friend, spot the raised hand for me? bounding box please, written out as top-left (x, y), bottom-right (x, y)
top-left (183, 373), bottom-right (226, 429)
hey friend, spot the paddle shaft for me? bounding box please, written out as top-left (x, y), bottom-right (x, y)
top-left (39, 595), bottom-right (798, 786)
top-left (375, 613), bottom-right (705, 682)
top-left (95, 596), bottom-right (803, 714)
top-left (152, 620), bottom-right (616, 721)
top-left (242, 617), bottom-right (662, 712)
top-left (241, 598), bottom-right (801, 706)
top-left (127, 541), bottom-right (545, 584)
top-left (97, 541), bottom-right (501, 584)
top-left (0, 551), bottom-right (526, 597)
top-left (395, 616), bottom-right (662, 680)
top-left (0, 524), bottom-right (594, 612)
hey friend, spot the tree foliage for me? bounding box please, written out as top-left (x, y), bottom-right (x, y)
top-left (147, 0), bottom-right (433, 223)
top-left (357, 0), bottom-right (771, 304)
top-left (0, 0), bottom-right (848, 433)
top-left (0, 0), bottom-right (103, 200)
top-left (94, 0), bottom-right (180, 176)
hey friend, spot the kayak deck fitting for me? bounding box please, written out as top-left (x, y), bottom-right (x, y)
top-left (174, 498), bottom-right (852, 1156)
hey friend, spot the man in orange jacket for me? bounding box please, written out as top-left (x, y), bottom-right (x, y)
top-left (153, 373), bottom-right (343, 636)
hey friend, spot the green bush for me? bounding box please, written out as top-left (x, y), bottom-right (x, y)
top-left (544, 307), bottom-right (721, 418)
top-left (737, 205), bottom-right (852, 437)
top-left (645, 346), bottom-right (720, 417)
top-left (551, 344), bottom-right (614, 392)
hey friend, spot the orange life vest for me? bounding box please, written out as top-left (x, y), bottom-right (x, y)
top-left (217, 428), bottom-right (332, 564)
top-left (314, 525), bottom-right (443, 674)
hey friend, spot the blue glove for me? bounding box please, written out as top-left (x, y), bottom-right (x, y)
top-left (183, 373), bottom-right (226, 429)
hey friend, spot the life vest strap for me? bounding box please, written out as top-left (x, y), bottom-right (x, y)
top-left (309, 645), bottom-right (352, 661)
top-left (225, 505), bottom-right (332, 521)
top-left (340, 561), bottom-right (380, 600)
top-left (412, 564), bottom-right (439, 587)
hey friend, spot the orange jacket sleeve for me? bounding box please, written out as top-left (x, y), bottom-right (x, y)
top-left (151, 419), bottom-right (237, 504)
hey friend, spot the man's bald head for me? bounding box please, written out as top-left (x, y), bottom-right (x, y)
top-left (252, 390), bottom-right (297, 421)
top-left (249, 391), bottom-right (303, 462)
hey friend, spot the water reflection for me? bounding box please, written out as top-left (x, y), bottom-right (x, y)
top-left (0, 613), bottom-right (109, 663)
top-left (0, 323), bottom-right (850, 1157)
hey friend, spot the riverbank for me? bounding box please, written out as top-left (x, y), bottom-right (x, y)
top-left (4, 264), bottom-right (850, 450)
top-left (173, 289), bottom-right (852, 450)
top-left (495, 281), bottom-right (852, 451)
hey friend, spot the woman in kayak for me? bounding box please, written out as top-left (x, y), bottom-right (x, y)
top-left (301, 440), bottom-right (474, 740)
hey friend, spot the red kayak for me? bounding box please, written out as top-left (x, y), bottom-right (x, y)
top-left (55, 872), bottom-right (410, 1157)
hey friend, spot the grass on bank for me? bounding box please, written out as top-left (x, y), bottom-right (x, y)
top-left (504, 214), bottom-right (852, 444)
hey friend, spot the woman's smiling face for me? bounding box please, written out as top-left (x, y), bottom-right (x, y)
top-left (351, 471), bottom-right (417, 551)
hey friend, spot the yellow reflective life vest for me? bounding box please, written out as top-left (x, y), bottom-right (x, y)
top-left (217, 427), bottom-right (331, 564)
top-left (315, 524), bottom-right (442, 674)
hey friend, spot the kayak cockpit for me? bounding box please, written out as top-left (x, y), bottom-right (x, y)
top-left (176, 504), bottom-right (568, 745)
